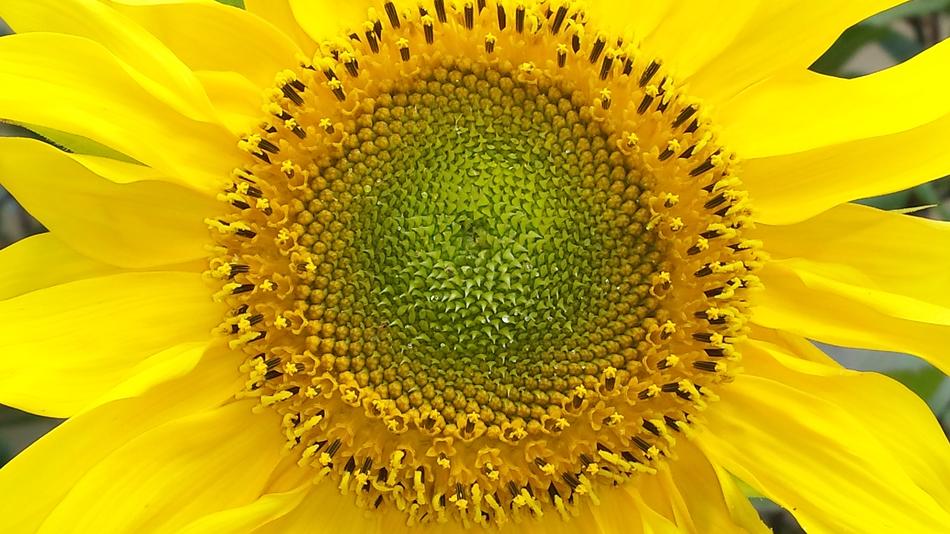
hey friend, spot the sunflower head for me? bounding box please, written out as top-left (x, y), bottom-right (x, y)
top-left (206, 0), bottom-right (759, 526)
top-left (2, 1), bottom-right (949, 533)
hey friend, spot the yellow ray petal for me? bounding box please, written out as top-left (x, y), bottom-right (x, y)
top-left (245, 0), bottom-right (317, 55)
top-left (0, 272), bottom-right (221, 417)
top-left (194, 70), bottom-right (265, 135)
top-left (588, 1), bottom-right (760, 82)
top-left (743, 113), bottom-right (950, 224)
top-left (251, 480), bottom-right (374, 534)
top-left (754, 260), bottom-right (950, 375)
top-left (0, 33), bottom-right (238, 193)
top-left (106, 0), bottom-right (302, 91)
top-left (748, 324), bottom-right (839, 366)
top-left (721, 39), bottom-right (950, 159)
top-left (0, 138), bottom-right (219, 269)
top-left (0, 233), bottom-right (118, 300)
top-left (585, 1), bottom-right (673, 46)
top-left (38, 401), bottom-right (284, 533)
top-left (92, 341), bottom-right (208, 406)
top-left (288, 0), bottom-right (375, 43)
top-left (654, 441), bottom-right (770, 534)
top-left (178, 485), bottom-right (310, 534)
top-left (699, 339), bottom-right (950, 532)
top-left (687, 1), bottom-right (904, 104)
top-left (0, 0), bottom-right (217, 124)
top-left (754, 202), bottom-right (950, 308)
top-left (0, 345), bottom-right (240, 532)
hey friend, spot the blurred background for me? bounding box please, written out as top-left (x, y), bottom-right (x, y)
top-left (0, 1), bottom-right (948, 532)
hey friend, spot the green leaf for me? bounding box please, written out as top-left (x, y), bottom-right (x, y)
top-left (856, 189), bottom-right (913, 210)
top-left (865, 0), bottom-right (950, 26)
top-left (909, 181), bottom-right (950, 220)
top-left (887, 364), bottom-right (946, 403)
top-left (3, 121), bottom-right (137, 163)
top-left (215, 0), bottom-right (245, 7)
top-left (812, 25), bottom-right (922, 76)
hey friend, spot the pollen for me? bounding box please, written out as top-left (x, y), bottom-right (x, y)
top-left (206, 0), bottom-right (759, 528)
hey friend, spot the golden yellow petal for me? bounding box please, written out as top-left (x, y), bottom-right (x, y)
top-left (0, 33), bottom-right (238, 192)
top-left (38, 401), bottom-right (284, 533)
top-left (589, 1), bottom-right (903, 105)
top-left (0, 233), bottom-right (118, 301)
top-left (654, 441), bottom-right (770, 533)
top-left (688, 1), bottom-right (905, 103)
top-left (0, 137), bottom-right (220, 268)
top-left (743, 113), bottom-right (950, 224)
top-left (245, 0), bottom-right (318, 55)
top-left (721, 39), bottom-right (950, 159)
top-left (288, 0), bottom-right (375, 43)
top-left (0, 346), bottom-right (240, 532)
top-left (754, 202), bottom-right (950, 309)
top-left (700, 340), bottom-right (950, 533)
top-left (106, 0), bottom-right (302, 90)
top-left (0, 0), bottom-right (217, 123)
top-left (588, 1), bottom-right (759, 81)
top-left (0, 272), bottom-right (220, 417)
top-left (178, 486), bottom-right (310, 534)
top-left (755, 260), bottom-right (950, 375)
top-left (194, 70), bottom-right (265, 135)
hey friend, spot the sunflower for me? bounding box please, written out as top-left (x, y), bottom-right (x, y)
top-left (1, 0), bottom-right (949, 532)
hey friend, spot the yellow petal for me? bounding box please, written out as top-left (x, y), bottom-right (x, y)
top-left (178, 485), bottom-right (310, 534)
top-left (251, 481), bottom-right (371, 534)
top-left (721, 39), bottom-right (950, 159)
top-left (585, 1), bottom-right (673, 46)
top-left (0, 345), bottom-right (240, 532)
top-left (93, 341), bottom-right (208, 406)
top-left (743, 113), bottom-right (950, 224)
top-left (0, 233), bottom-right (118, 300)
top-left (588, 1), bottom-right (760, 82)
top-left (0, 137), bottom-right (219, 268)
top-left (748, 324), bottom-right (839, 366)
top-left (688, 1), bottom-right (903, 104)
top-left (0, 0), bottom-right (217, 123)
top-left (106, 0), bottom-right (301, 90)
top-left (0, 272), bottom-right (220, 417)
top-left (245, 0), bottom-right (317, 55)
top-left (38, 401), bottom-right (284, 533)
top-left (0, 33), bottom-right (238, 192)
top-left (699, 339), bottom-right (950, 532)
top-left (288, 0), bottom-right (374, 43)
top-left (654, 441), bottom-right (770, 534)
top-left (195, 70), bottom-right (264, 134)
top-left (754, 260), bottom-right (950, 375)
top-left (754, 202), bottom-right (950, 309)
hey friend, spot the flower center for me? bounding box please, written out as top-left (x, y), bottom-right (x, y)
top-left (207, 1), bottom-right (760, 528)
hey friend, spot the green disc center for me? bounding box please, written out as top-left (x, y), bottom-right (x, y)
top-left (306, 64), bottom-right (663, 421)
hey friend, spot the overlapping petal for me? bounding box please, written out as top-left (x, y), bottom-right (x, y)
top-left (38, 401), bottom-right (284, 533)
top-left (0, 137), bottom-right (220, 268)
top-left (0, 0), bottom-right (217, 123)
top-left (106, 0), bottom-right (302, 90)
top-left (700, 340), bottom-right (950, 533)
top-left (0, 346), bottom-right (241, 531)
top-left (0, 32), bottom-right (238, 192)
top-left (0, 234), bottom-right (118, 301)
top-left (0, 272), bottom-right (220, 416)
